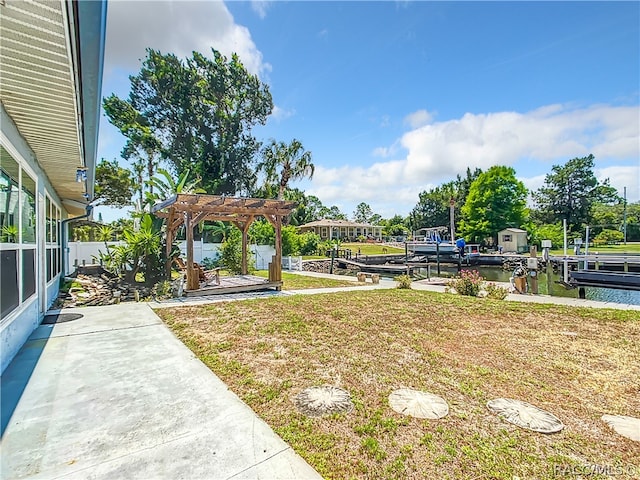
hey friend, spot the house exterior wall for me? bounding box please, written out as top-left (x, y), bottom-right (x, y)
top-left (1, 106), bottom-right (65, 373)
top-left (301, 224), bottom-right (383, 241)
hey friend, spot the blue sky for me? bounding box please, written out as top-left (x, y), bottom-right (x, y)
top-left (97, 1), bottom-right (639, 223)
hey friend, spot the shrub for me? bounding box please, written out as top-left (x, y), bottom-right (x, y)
top-left (447, 270), bottom-right (484, 297)
top-left (219, 228), bottom-right (244, 274)
top-left (533, 223), bottom-right (564, 249)
top-left (282, 225), bottom-right (300, 256)
top-left (594, 229), bottom-right (623, 245)
top-left (394, 274), bottom-right (412, 289)
top-left (249, 219), bottom-right (275, 245)
top-left (299, 232), bottom-right (321, 256)
top-left (201, 255), bottom-right (221, 270)
top-left (152, 280), bottom-right (173, 299)
top-left (484, 282), bottom-right (509, 300)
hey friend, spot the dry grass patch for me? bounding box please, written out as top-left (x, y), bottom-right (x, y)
top-left (156, 290), bottom-right (640, 479)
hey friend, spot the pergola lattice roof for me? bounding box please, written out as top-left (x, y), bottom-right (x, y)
top-left (152, 194), bottom-right (297, 222)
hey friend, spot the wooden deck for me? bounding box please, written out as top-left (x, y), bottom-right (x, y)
top-left (184, 274), bottom-right (282, 297)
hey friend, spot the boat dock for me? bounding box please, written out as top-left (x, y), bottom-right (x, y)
top-left (336, 257), bottom-right (413, 275)
top-left (568, 271), bottom-right (640, 291)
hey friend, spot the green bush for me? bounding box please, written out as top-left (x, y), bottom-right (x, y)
top-left (282, 225), bottom-right (300, 256)
top-left (249, 219), bottom-right (275, 245)
top-left (484, 282), bottom-right (509, 300)
top-left (394, 274), bottom-right (412, 289)
top-left (533, 223), bottom-right (564, 249)
top-left (152, 280), bottom-right (173, 299)
top-left (299, 232), bottom-right (321, 256)
top-left (219, 228), bottom-right (244, 274)
top-left (594, 229), bottom-right (623, 245)
top-left (447, 270), bottom-right (484, 297)
top-left (201, 255), bottom-right (221, 269)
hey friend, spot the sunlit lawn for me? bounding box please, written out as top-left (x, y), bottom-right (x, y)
top-left (339, 242), bottom-right (405, 255)
top-left (253, 270), bottom-right (359, 290)
top-left (157, 290), bottom-right (639, 479)
top-left (302, 242), bottom-right (405, 260)
top-left (550, 242), bottom-right (640, 255)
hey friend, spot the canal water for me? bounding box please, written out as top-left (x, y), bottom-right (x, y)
top-left (415, 266), bottom-right (640, 306)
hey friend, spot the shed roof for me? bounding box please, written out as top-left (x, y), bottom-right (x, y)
top-left (499, 228), bottom-right (528, 233)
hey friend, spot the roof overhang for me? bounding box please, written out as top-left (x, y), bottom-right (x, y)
top-left (0, 0), bottom-right (107, 214)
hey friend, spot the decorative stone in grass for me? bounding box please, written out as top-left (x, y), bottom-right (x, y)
top-left (388, 388), bottom-right (449, 419)
top-left (487, 398), bottom-right (564, 434)
top-left (601, 415), bottom-right (640, 442)
top-left (294, 385), bottom-right (354, 417)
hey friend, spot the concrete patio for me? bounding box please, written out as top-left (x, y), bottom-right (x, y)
top-left (1, 303), bottom-right (320, 480)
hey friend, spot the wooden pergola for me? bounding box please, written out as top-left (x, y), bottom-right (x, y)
top-left (152, 194), bottom-right (297, 291)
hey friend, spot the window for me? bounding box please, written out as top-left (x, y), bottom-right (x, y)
top-left (321, 227), bottom-right (327, 238)
top-left (502, 234), bottom-right (512, 242)
top-left (46, 193), bottom-right (61, 282)
top-left (1, 146), bottom-right (38, 318)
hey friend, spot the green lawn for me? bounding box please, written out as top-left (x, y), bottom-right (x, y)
top-left (302, 242), bottom-right (405, 260)
top-left (157, 291), bottom-right (639, 479)
top-left (332, 242), bottom-right (405, 256)
top-left (550, 242), bottom-right (640, 255)
top-left (253, 270), bottom-right (359, 290)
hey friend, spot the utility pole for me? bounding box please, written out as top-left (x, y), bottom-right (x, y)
top-left (449, 198), bottom-right (455, 241)
top-left (623, 186), bottom-right (627, 245)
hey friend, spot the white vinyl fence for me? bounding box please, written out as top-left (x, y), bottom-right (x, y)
top-left (282, 255), bottom-right (303, 271)
top-left (66, 241), bottom-right (277, 274)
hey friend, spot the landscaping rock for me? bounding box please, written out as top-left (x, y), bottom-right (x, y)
top-left (294, 385), bottom-right (354, 417)
top-left (601, 414), bottom-right (640, 442)
top-left (388, 388), bottom-right (449, 419)
top-left (487, 398), bottom-right (564, 434)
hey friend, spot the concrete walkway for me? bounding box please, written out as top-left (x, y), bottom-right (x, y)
top-left (1, 303), bottom-right (321, 480)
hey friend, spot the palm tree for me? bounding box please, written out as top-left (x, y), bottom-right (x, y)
top-left (259, 139), bottom-right (314, 200)
top-left (145, 168), bottom-right (205, 207)
top-left (96, 225), bottom-right (115, 257)
top-left (201, 220), bottom-right (233, 243)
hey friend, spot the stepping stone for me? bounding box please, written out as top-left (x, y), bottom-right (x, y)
top-left (487, 398), bottom-right (564, 434)
top-left (294, 385), bottom-right (354, 417)
top-left (601, 415), bottom-right (640, 442)
top-left (388, 388), bottom-right (449, 419)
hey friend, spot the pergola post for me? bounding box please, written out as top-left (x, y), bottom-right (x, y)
top-left (165, 210), bottom-right (174, 279)
top-left (273, 215), bottom-right (282, 283)
top-left (185, 211), bottom-right (199, 290)
top-left (233, 218), bottom-right (253, 275)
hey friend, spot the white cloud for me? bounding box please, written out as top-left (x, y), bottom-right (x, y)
top-left (251, 1), bottom-right (271, 19)
top-left (308, 103), bottom-right (640, 216)
top-left (105, 1), bottom-right (270, 77)
top-left (399, 103), bottom-right (639, 181)
top-left (403, 109), bottom-right (434, 128)
top-left (596, 166), bottom-right (640, 203)
top-left (372, 146), bottom-right (392, 157)
top-left (270, 105), bottom-right (296, 122)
